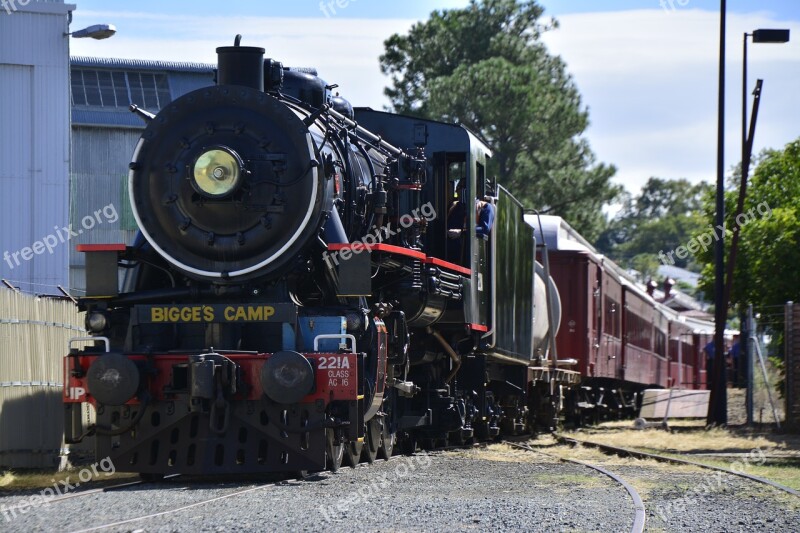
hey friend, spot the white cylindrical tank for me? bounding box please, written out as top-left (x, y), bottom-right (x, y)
top-left (533, 262), bottom-right (561, 357)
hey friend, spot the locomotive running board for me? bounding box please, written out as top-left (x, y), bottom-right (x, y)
top-left (528, 367), bottom-right (581, 385)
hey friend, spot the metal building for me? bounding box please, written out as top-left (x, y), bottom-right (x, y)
top-left (0, 0), bottom-right (75, 294)
top-left (0, 2), bottom-right (215, 296)
top-left (68, 58), bottom-right (215, 294)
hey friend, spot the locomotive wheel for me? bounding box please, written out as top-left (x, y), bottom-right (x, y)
top-left (378, 418), bottom-right (395, 460)
top-left (325, 429), bottom-right (344, 472)
top-left (343, 439), bottom-right (364, 468)
top-left (361, 419), bottom-right (381, 464)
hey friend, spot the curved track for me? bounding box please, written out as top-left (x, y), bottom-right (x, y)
top-left (555, 434), bottom-right (800, 498)
top-left (507, 442), bottom-right (646, 533)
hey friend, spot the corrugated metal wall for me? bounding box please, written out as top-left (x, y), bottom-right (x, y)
top-left (69, 127), bottom-right (142, 294)
top-left (0, 287), bottom-right (85, 468)
top-left (67, 68), bottom-right (214, 295)
top-left (0, 1), bottom-right (74, 294)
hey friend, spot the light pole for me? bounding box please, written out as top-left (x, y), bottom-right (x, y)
top-left (708, 0), bottom-right (727, 427)
top-left (743, 30), bottom-right (789, 176)
top-left (737, 28), bottom-right (789, 427)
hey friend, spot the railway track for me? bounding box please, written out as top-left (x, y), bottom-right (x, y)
top-left (4, 438), bottom-right (796, 531)
top-left (506, 441), bottom-right (646, 533)
top-left (64, 458), bottom-right (399, 532)
top-left (554, 433), bottom-right (800, 498)
top-left (0, 474), bottom-right (181, 515)
top-left (68, 478), bottom-right (291, 533)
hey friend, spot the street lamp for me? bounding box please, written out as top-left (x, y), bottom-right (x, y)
top-left (65, 24), bottom-right (117, 40)
top-left (743, 29), bottom-right (790, 170)
top-left (737, 27), bottom-right (789, 427)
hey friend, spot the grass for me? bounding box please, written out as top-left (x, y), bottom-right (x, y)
top-left (0, 469), bottom-right (137, 492)
top-left (563, 425), bottom-right (782, 453)
top-left (539, 472), bottom-right (604, 487)
top-left (560, 424), bottom-right (800, 491)
top-left (657, 453), bottom-right (800, 491)
top-left (0, 471), bottom-right (15, 488)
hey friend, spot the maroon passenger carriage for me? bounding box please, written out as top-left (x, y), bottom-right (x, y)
top-left (528, 215), bottom-right (714, 422)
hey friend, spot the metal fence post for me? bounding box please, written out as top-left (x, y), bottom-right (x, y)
top-left (787, 301), bottom-right (797, 430)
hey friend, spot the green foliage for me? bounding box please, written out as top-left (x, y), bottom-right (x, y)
top-left (630, 253), bottom-right (660, 282)
top-left (379, 0), bottom-right (619, 241)
top-left (597, 178), bottom-right (711, 272)
top-left (697, 138), bottom-right (800, 310)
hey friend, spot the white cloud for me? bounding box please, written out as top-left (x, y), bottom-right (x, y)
top-left (542, 8), bottom-right (800, 192)
top-left (71, 7), bottom-right (800, 195)
top-left (70, 14), bottom-right (416, 109)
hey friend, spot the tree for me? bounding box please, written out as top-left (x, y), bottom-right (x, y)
top-left (379, 0), bottom-right (619, 240)
top-left (597, 177), bottom-right (711, 272)
top-left (697, 138), bottom-right (800, 310)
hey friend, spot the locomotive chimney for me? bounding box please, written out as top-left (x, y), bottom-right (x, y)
top-left (216, 34), bottom-right (265, 91)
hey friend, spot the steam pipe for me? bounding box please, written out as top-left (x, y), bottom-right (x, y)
top-left (427, 326), bottom-right (461, 384)
top-left (326, 106), bottom-right (407, 159)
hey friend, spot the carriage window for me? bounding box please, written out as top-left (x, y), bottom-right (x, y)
top-left (626, 310), bottom-right (653, 351)
top-left (655, 330), bottom-right (666, 357)
top-left (604, 296), bottom-right (620, 338)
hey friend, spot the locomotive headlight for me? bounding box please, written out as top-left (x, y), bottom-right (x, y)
top-left (260, 351), bottom-right (315, 404)
top-left (86, 311), bottom-right (108, 333)
top-left (192, 146), bottom-right (244, 198)
top-left (87, 353), bottom-right (140, 406)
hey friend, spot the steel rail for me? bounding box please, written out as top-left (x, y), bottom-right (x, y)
top-left (554, 434), bottom-right (800, 497)
top-left (507, 442), bottom-right (646, 533)
top-left (68, 476), bottom-right (293, 533)
top-left (67, 455), bottom-right (421, 533)
top-left (1, 475), bottom-right (182, 512)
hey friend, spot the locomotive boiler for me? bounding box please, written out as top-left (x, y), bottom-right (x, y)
top-left (64, 37), bottom-right (573, 477)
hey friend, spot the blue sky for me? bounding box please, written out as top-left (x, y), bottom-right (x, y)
top-left (71, 0), bottom-right (470, 20)
top-left (540, 0), bottom-right (800, 18)
top-left (70, 0), bottom-right (800, 19)
top-left (69, 1), bottom-right (800, 196)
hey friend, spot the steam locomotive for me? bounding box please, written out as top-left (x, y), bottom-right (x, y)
top-left (64, 36), bottom-right (715, 476)
top-left (63, 37), bottom-right (575, 476)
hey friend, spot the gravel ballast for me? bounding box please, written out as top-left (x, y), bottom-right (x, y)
top-left (1, 445), bottom-right (797, 532)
